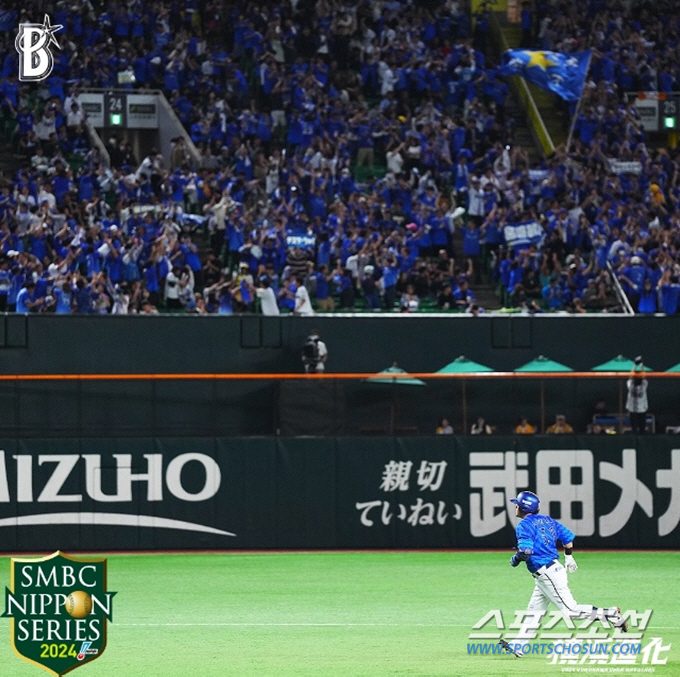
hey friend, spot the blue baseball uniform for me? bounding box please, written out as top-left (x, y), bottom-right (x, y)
top-left (515, 513), bottom-right (574, 573)
top-left (506, 492), bottom-right (626, 653)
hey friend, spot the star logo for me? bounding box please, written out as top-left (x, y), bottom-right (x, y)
top-left (41, 14), bottom-right (64, 51)
top-left (525, 51), bottom-right (558, 70)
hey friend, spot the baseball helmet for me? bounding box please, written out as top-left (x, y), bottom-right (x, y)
top-left (510, 490), bottom-right (540, 514)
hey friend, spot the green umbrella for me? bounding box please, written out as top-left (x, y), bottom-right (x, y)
top-left (666, 363), bottom-right (680, 373)
top-left (436, 356), bottom-right (493, 433)
top-left (515, 356), bottom-right (573, 373)
top-left (592, 355), bottom-right (652, 432)
top-left (592, 355), bottom-right (653, 372)
top-left (515, 356), bottom-right (574, 433)
top-left (366, 366), bottom-right (428, 387)
top-left (366, 364), bottom-right (426, 434)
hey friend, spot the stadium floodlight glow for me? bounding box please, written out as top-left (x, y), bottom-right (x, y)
top-left (664, 116), bottom-right (676, 129)
top-left (110, 113), bottom-right (122, 126)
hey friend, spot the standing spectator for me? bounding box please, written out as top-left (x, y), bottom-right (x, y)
top-left (658, 271), bottom-right (680, 315)
top-left (400, 284), bottom-right (420, 313)
top-left (353, 112), bottom-right (374, 169)
top-left (461, 221), bottom-right (485, 285)
top-left (637, 279), bottom-right (657, 314)
top-left (73, 278), bottom-right (94, 314)
top-left (618, 256), bottom-right (646, 311)
top-left (313, 265), bottom-right (334, 313)
top-left (294, 277), bottom-right (314, 316)
top-left (16, 280), bottom-right (42, 313)
top-left (165, 265), bottom-right (182, 311)
top-left (361, 266), bottom-right (380, 310)
top-left (255, 278), bottom-right (280, 316)
top-left (382, 256), bottom-right (398, 311)
top-left (170, 137), bottom-right (190, 170)
top-left (626, 357), bottom-right (649, 435)
top-left (542, 277), bottom-right (564, 310)
top-left (0, 259), bottom-right (10, 311)
top-left (111, 283), bottom-right (130, 315)
top-left (467, 178), bottom-right (485, 225)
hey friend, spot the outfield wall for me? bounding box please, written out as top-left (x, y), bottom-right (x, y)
top-left (4, 314), bottom-right (680, 377)
top-left (2, 314), bottom-right (680, 435)
top-left (0, 437), bottom-right (677, 552)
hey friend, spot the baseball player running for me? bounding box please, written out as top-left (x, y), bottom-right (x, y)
top-left (501, 490), bottom-right (627, 658)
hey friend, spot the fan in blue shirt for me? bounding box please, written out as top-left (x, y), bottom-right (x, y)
top-left (0, 261), bottom-right (9, 311)
top-left (53, 282), bottom-right (74, 314)
top-left (16, 282), bottom-right (40, 313)
top-left (659, 275), bottom-right (680, 315)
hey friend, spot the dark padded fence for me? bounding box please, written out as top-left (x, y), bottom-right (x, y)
top-left (1, 314), bottom-right (680, 436)
top-left (1, 376), bottom-right (678, 439)
top-left (0, 436), bottom-right (677, 552)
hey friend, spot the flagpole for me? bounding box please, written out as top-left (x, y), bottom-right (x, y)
top-left (565, 50), bottom-right (593, 154)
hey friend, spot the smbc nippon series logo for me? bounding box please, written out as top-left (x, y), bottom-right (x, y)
top-left (15, 15), bottom-right (63, 82)
top-left (3, 551), bottom-right (116, 675)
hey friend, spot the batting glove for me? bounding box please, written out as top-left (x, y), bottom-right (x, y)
top-left (510, 554), bottom-right (521, 567)
top-left (565, 554), bottom-right (578, 573)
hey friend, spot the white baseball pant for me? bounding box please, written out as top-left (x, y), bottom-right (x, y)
top-left (515, 560), bottom-right (619, 639)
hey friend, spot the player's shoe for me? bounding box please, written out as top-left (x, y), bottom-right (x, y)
top-left (499, 639), bottom-right (523, 657)
top-left (614, 606), bottom-right (628, 632)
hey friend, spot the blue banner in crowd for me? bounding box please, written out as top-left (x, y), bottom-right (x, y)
top-left (286, 234), bottom-right (317, 250)
top-left (180, 214), bottom-right (206, 227)
top-left (528, 169), bottom-right (550, 182)
top-left (607, 160), bottom-right (643, 176)
top-left (500, 49), bottom-right (591, 102)
top-left (503, 221), bottom-right (545, 249)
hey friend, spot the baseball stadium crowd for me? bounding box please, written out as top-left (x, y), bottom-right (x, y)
top-left (0, 0), bottom-right (679, 315)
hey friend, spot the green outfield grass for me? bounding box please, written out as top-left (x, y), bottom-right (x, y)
top-left (0, 551), bottom-right (678, 676)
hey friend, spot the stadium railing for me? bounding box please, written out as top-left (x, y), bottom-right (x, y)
top-left (606, 261), bottom-right (635, 315)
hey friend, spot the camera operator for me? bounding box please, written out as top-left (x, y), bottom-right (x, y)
top-left (302, 330), bottom-right (328, 374)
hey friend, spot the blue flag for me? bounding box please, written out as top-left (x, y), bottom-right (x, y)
top-left (500, 50), bottom-right (591, 101)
